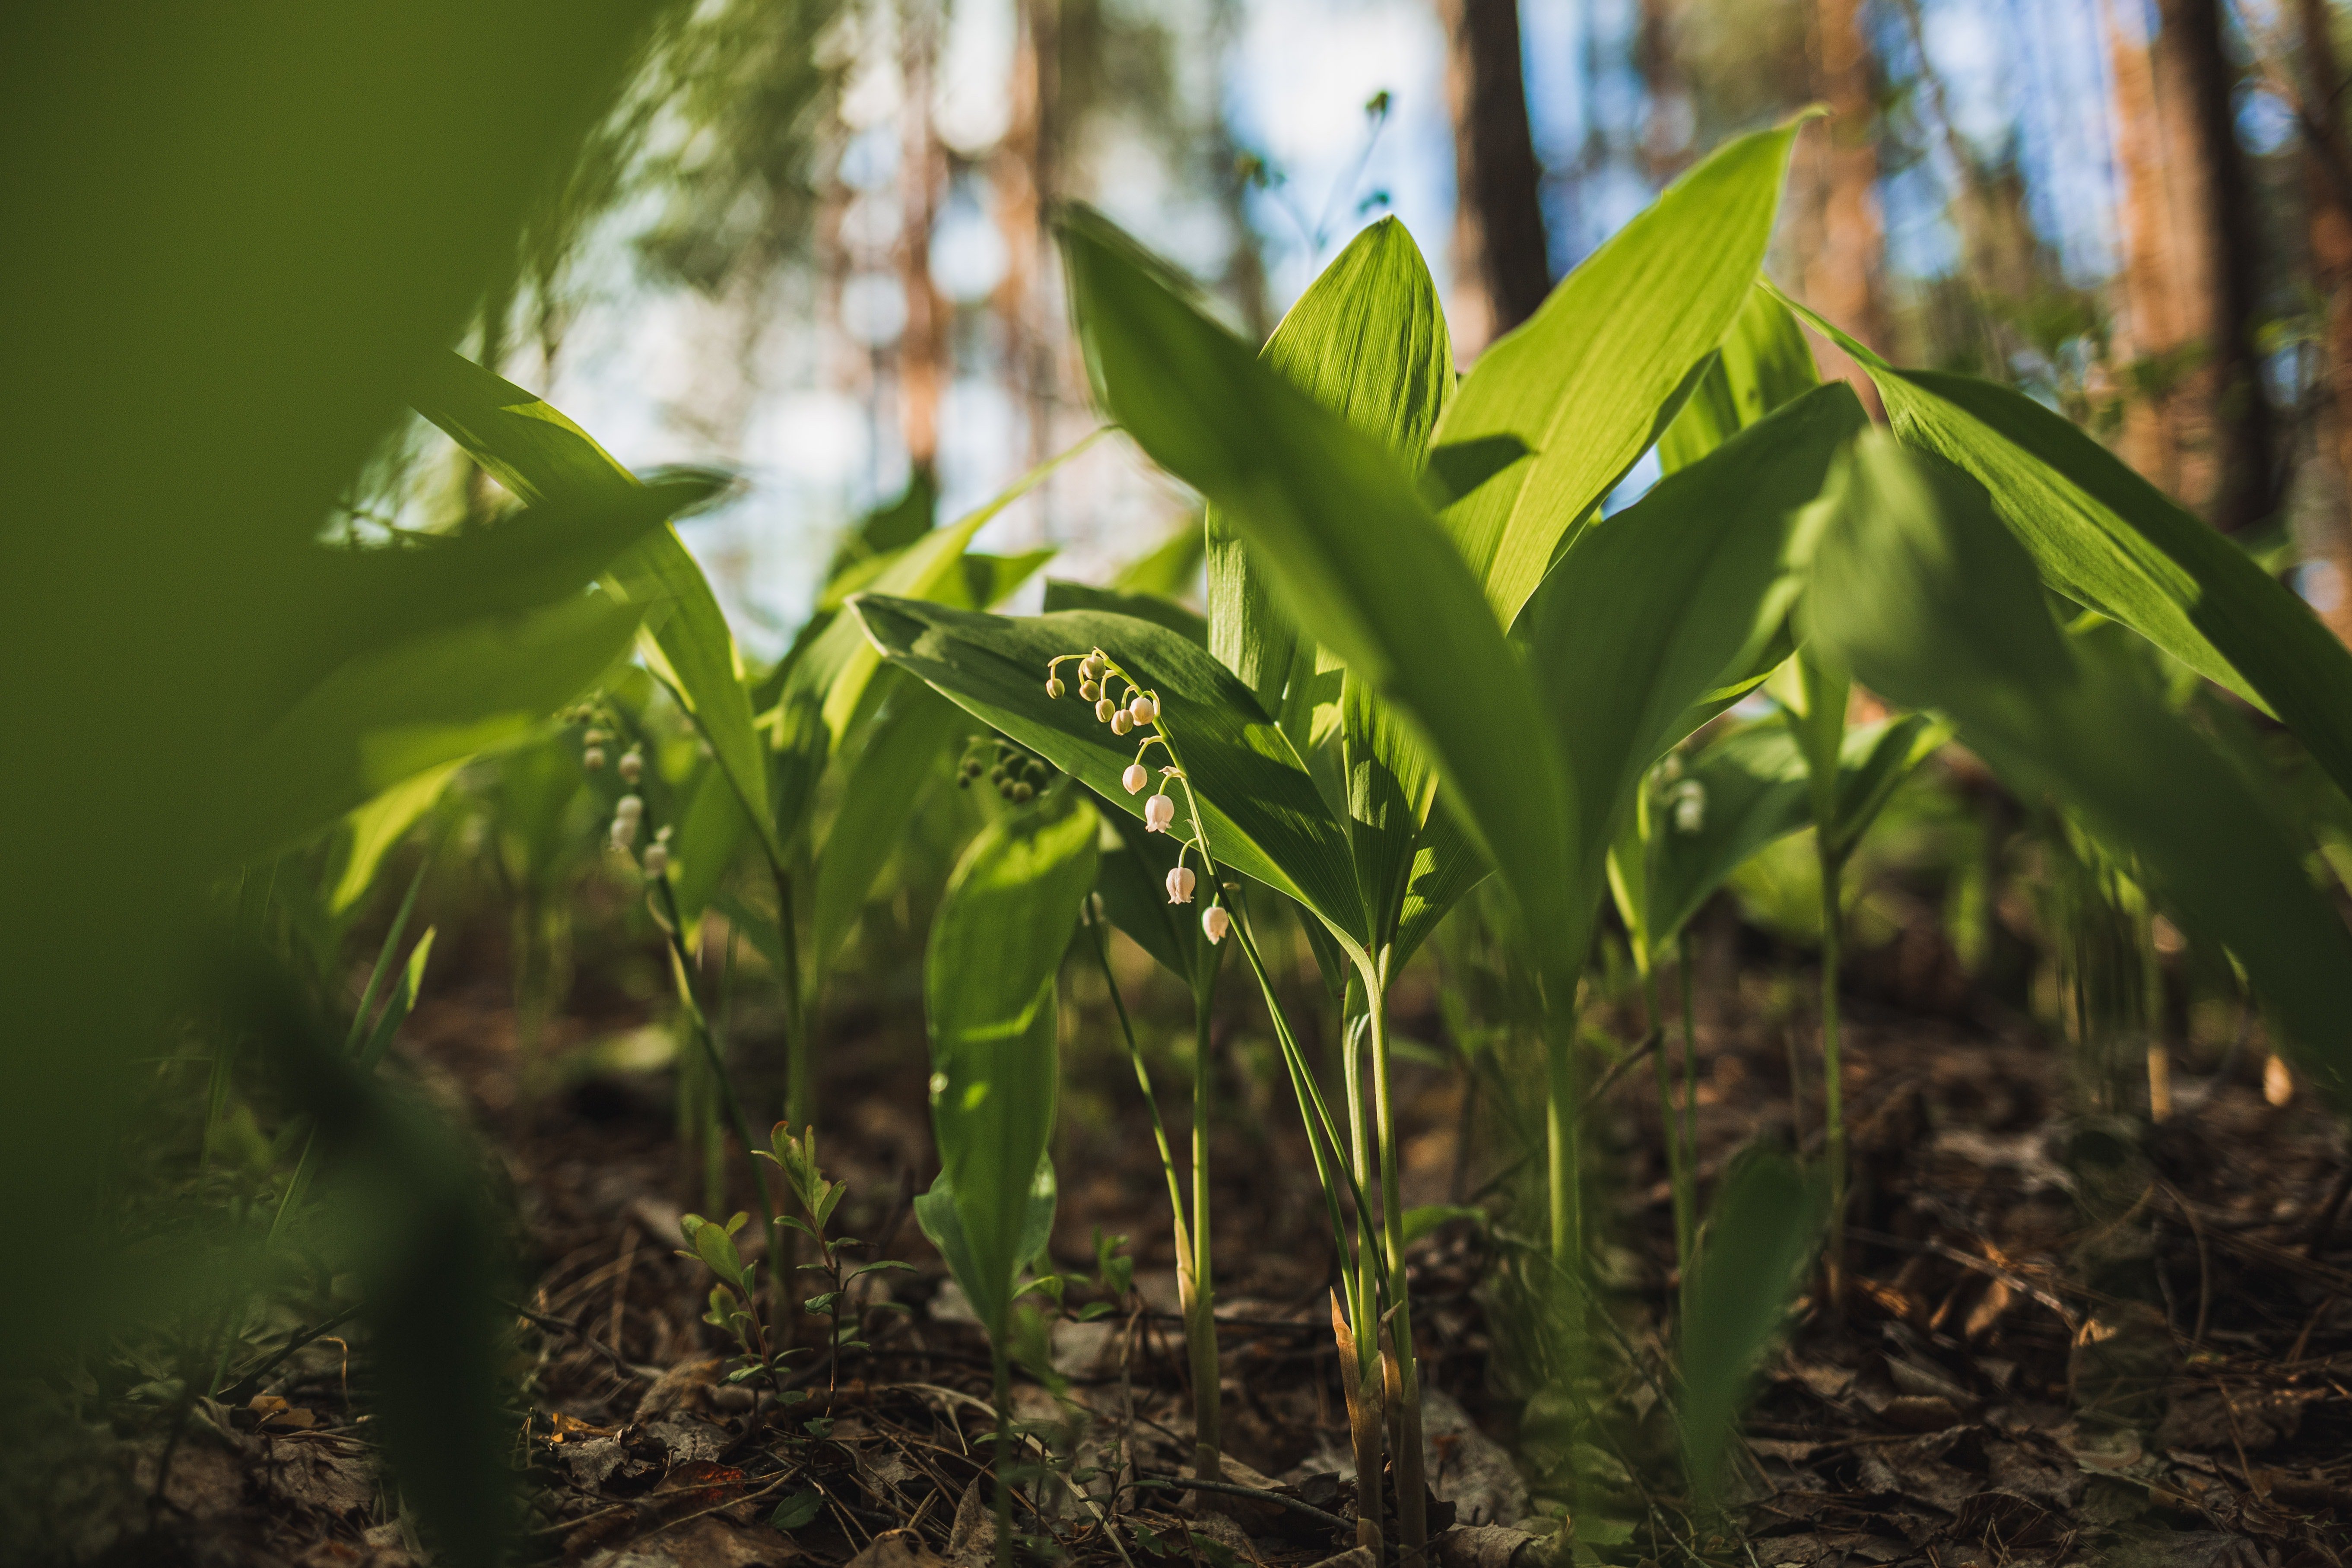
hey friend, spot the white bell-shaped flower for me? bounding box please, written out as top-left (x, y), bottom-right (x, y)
top-left (583, 746), bottom-right (606, 771)
top-left (616, 794), bottom-right (644, 819)
top-left (1143, 793), bottom-right (1175, 832)
top-left (610, 813), bottom-right (640, 851)
top-left (1201, 905), bottom-right (1229, 943)
top-left (618, 749), bottom-right (644, 784)
top-left (1122, 763), bottom-right (1149, 794)
top-left (1128, 694), bottom-right (1155, 725)
top-left (1165, 865), bottom-right (1196, 904)
top-left (1670, 779), bottom-right (1705, 835)
top-left (1095, 697), bottom-right (1117, 723)
top-left (643, 844), bottom-right (670, 876)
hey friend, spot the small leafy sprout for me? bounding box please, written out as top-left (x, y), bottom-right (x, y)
top-left (678, 1210), bottom-right (800, 1393)
top-left (1201, 905), bottom-right (1229, 944)
top-left (759, 1122), bottom-right (914, 1395)
top-left (1165, 865), bottom-right (1196, 904)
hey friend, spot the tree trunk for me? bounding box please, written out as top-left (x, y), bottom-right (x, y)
top-left (2158, 0), bottom-right (2275, 533)
top-left (2298, 0), bottom-right (2352, 640)
top-left (1436, 0), bottom-right (1549, 357)
top-left (1636, 0), bottom-right (1694, 185)
top-left (899, 0), bottom-right (949, 479)
top-left (1798, 0), bottom-right (1890, 417)
top-left (2112, 0), bottom-right (2277, 531)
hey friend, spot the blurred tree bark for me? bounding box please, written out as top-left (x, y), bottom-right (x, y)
top-left (1436, 0), bottom-right (1549, 355)
top-left (2110, 0), bottom-right (2276, 533)
top-left (899, 0), bottom-right (950, 479)
top-left (1636, 0), bottom-right (1695, 184)
top-left (997, 0), bottom-right (1056, 470)
top-left (2296, 0), bottom-right (2352, 639)
top-left (1796, 0), bottom-right (1890, 417)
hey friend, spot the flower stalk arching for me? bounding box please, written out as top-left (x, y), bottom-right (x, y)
top-left (1044, 647), bottom-right (1230, 1482)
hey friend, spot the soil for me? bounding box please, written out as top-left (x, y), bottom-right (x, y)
top-left (61, 911), bottom-right (2352, 1568)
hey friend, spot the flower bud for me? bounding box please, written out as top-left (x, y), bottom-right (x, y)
top-left (616, 794), bottom-right (644, 819)
top-left (1046, 676), bottom-right (1066, 700)
top-left (618, 748), bottom-right (644, 784)
top-left (1165, 865), bottom-right (1196, 904)
top-left (1201, 905), bottom-right (1230, 943)
top-left (1111, 710), bottom-right (1133, 736)
top-left (643, 844), bottom-right (670, 876)
top-left (1079, 680), bottom-right (1101, 703)
top-left (610, 814), bottom-right (640, 851)
top-left (1080, 655), bottom-right (1102, 682)
top-left (584, 728), bottom-right (609, 746)
top-left (1128, 694), bottom-right (1155, 724)
top-left (1095, 697), bottom-right (1117, 723)
top-left (656, 824), bottom-right (674, 844)
top-left (1144, 793), bottom-right (1175, 833)
top-left (583, 746), bottom-right (606, 771)
top-left (1012, 781), bottom-right (1035, 803)
top-left (1122, 763), bottom-right (1149, 794)
top-left (1670, 780), bottom-right (1705, 835)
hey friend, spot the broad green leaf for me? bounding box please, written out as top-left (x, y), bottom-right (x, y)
top-left (1825, 711), bottom-right (1946, 861)
top-left (1519, 384), bottom-right (1867, 963)
top-left (945, 549), bottom-right (1059, 611)
top-left (1207, 216), bottom-right (1454, 722)
top-left (1657, 282), bottom-right (1819, 475)
top-left (330, 762), bottom-right (460, 915)
top-left (1113, 521), bottom-right (1208, 597)
top-left (1434, 121), bottom-right (1809, 626)
top-left (914, 1159), bottom-right (1057, 1339)
top-left (1043, 578), bottom-right (1209, 647)
top-left (1771, 289), bottom-right (2352, 804)
top-left (407, 353), bottom-right (782, 868)
top-left (850, 597), bottom-right (1367, 950)
top-left (220, 593), bottom-right (643, 866)
top-left (769, 434), bottom-right (1106, 843)
top-left (1221, 221), bottom-right (1454, 955)
top-left (808, 675), bottom-right (964, 978)
top-left (1681, 1147), bottom-right (1828, 1495)
top-left (1391, 797), bottom-right (1490, 972)
top-left (1059, 209), bottom-right (1576, 998)
top-left (669, 759), bottom-right (749, 930)
top-left (924, 795), bottom-right (1098, 1336)
top-left (1805, 435), bottom-right (2352, 1098)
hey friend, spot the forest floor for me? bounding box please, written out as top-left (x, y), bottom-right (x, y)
top-left (88, 927), bottom-right (2352, 1568)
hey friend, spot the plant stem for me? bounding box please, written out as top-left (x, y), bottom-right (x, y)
top-left (1340, 977), bottom-right (1385, 1558)
top-left (1645, 965), bottom-right (1693, 1282)
top-left (1365, 965), bottom-right (1426, 1560)
top-left (1186, 973), bottom-right (1222, 1482)
top-left (1818, 844), bottom-right (1847, 1293)
top-left (992, 1343), bottom-right (1015, 1568)
top-left (1677, 931), bottom-right (1700, 1323)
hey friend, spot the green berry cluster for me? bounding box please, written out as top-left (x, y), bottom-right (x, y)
top-left (959, 737), bottom-right (1056, 803)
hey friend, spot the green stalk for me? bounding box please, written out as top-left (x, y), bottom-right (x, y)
top-left (992, 1343), bottom-right (1015, 1568)
top-left (1817, 843), bottom-right (1847, 1281)
top-left (1364, 963), bottom-right (1426, 1559)
top-left (1676, 932), bottom-right (1700, 1321)
top-left (1340, 976), bottom-right (1385, 1559)
top-left (1186, 968), bottom-right (1222, 1481)
top-left (1644, 965), bottom-right (1693, 1280)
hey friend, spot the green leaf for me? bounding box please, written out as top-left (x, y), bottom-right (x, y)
top-left (849, 597), bottom-right (1367, 953)
top-left (770, 1486), bottom-right (825, 1531)
top-left (1519, 383), bottom-right (1868, 967)
top-left (329, 762), bottom-right (460, 915)
top-left (915, 1160), bottom-right (1060, 1343)
top-left (668, 759), bottom-right (750, 929)
top-left (219, 593), bottom-right (643, 866)
top-left (1657, 282), bottom-right (1820, 475)
top-left (689, 1217), bottom-right (748, 1292)
top-left (1112, 521), bottom-right (1208, 597)
top-left (1400, 1204), bottom-right (1484, 1247)
top-left (1433, 121), bottom-right (1809, 627)
top-left (1058, 208), bottom-right (1576, 997)
top-left (1771, 288), bottom-right (2352, 806)
top-left (1043, 578), bottom-right (1209, 647)
top-left (356, 928), bottom-right (436, 1071)
top-left (406, 353), bottom-right (782, 868)
top-left (1805, 435), bottom-right (2352, 1098)
top-left (1391, 795), bottom-right (1489, 972)
top-left (948, 549), bottom-right (1059, 610)
top-left (1681, 1146), bottom-right (1828, 1497)
top-left (807, 674), bottom-right (965, 978)
top-left (923, 794), bottom-right (1098, 1335)
top-left (1207, 216), bottom-right (1453, 720)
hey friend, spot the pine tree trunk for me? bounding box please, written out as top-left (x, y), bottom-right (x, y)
top-left (1799, 0), bottom-right (1890, 417)
top-left (899, 0), bottom-right (949, 479)
top-left (2157, 0), bottom-right (2275, 533)
top-left (2298, 0), bottom-right (2352, 640)
top-left (1435, 0), bottom-right (1549, 357)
